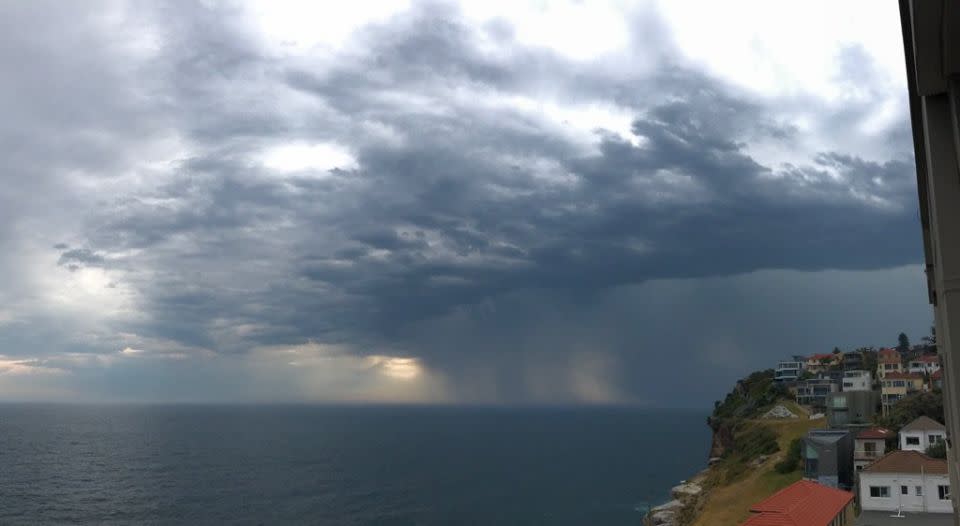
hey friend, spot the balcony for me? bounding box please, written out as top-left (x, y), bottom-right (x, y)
top-left (854, 449), bottom-right (881, 460)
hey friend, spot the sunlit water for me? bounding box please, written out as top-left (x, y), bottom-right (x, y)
top-left (0, 404), bottom-right (708, 525)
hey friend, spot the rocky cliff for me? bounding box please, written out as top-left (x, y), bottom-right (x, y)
top-left (643, 471), bottom-right (709, 526)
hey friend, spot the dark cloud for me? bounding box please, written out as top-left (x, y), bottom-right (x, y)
top-left (0, 1), bottom-right (931, 404)
top-left (57, 248), bottom-right (106, 271)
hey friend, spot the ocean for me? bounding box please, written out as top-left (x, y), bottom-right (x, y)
top-left (0, 404), bottom-right (709, 525)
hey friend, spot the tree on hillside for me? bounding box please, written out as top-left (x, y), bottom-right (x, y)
top-left (876, 390), bottom-right (945, 433)
top-left (897, 332), bottom-right (911, 354)
top-left (832, 347), bottom-right (842, 354)
top-left (861, 349), bottom-right (877, 374)
top-left (711, 370), bottom-right (787, 420)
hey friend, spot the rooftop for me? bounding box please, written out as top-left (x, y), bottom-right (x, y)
top-left (901, 415), bottom-right (947, 433)
top-left (856, 427), bottom-right (892, 440)
top-left (860, 450), bottom-right (947, 475)
top-left (807, 429), bottom-right (850, 445)
top-left (741, 480), bottom-right (853, 526)
top-left (878, 348), bottom-right (900, 363)
top-left (910, 355), bottom-right (941, 364)
top-left (808, 353), bottom-right (836, 361)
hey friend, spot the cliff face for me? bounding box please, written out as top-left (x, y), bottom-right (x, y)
top-left (706, 417), bottom-right (736, 459)
top-left (643, 471), bottom-right (709, 526)
top-left (707, 369), bottom-right (784, 459)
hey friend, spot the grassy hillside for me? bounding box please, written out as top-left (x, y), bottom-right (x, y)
top-left (692, 401), bottom-right (825, 526)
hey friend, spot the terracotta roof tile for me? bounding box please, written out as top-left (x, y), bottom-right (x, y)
top-left (856, 427), bottom-right (893, 440)
top-left (740, 480), bottom-right (853, 526)
top-left (882, 372), bottom-right (922, 380)
top-left (878, 349), bottom-right (901, 363)
top-left (861, 450), bottom-right (947, 475)
top-left (808, 353), bottom-right (836, 361)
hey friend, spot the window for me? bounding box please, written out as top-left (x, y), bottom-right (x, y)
top-left (901, 485), bottom-right (908, 495)
top-left (930, 434), bottom-right (944, 444)
top-left (870, 486), bottom-right (890, 498)
top-left (939, 485), bottom-right (950, 500)
top-left (916, 486), bottom-right (923, 496)
top-left (906, 436), bottom-right (921, 446)
top-left (864, 442), bottom-right (876, 453)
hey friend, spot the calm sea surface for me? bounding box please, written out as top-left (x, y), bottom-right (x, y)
top-left (0, 405), bottom-right (708, 525)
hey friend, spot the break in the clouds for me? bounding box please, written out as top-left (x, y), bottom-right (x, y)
top-left (0, 1), bottom-right (931, 404)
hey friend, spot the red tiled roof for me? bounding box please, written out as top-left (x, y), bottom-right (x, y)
top-left (856, 427), bottom-right (893, 440)
top-left (861, 450), bottom-right (948, 475)
top-left (932, 369), bottom-right (943, 380)
top-left (913, 355), bottom-right (940, 363)
top-left (808, 353), bottom-right (836, 361)
top-left (883, 372), bottom-right (923, 380)
top-left (878, 349), bottom-right (901, 363)
top-left (740, 480), bottom-right (853, 526)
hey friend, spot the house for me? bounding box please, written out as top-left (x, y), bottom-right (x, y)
top-left (899, 416), bottom-right (947, 453)
top-left (881, 372), bottom-right (924, 415)
top-left (877, 348), bottom-right (903, 379)
top-left (803, 429), bottom-right (854, 490)
top-left (740, 480), bottom-right (854, 526)
top-left (841, 351), bottom-right (864, 371)
top-left (908, 354), bottom-right (941, 375)
top-left (775, 360), bottom-right (805, 383)
top-left (841, 370), bottom-right (871, 391)
top-left (932, 369), bottom-right (943, 390)
top-left (826, 390), bottom-right (879, 429)
top-left (806, 353), bottom-right (841, 374)
top-left (854, 427), bottom-right (893, 472)
top-left (796, 376), bottom-right (839, 409)
top-left (858, 450), bottom-right (952, 513)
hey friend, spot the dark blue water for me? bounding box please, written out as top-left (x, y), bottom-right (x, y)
top-left (0, 405), bottom-right (708, 525)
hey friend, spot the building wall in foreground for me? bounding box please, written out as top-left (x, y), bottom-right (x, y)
top-left (858, 472), bottom-right (953, 513)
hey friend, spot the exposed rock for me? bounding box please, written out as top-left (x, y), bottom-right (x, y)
top-left (762, 404), bottom-right (798, 419)
top-left (650, 500), bottom-right (685, 513)
top-left (749, 454), bottom-right (770, 467)
top-left (809, 412), bottom-right (825, 420)
top-left (671, 482), bottom-right (703, 500)
top-left (649, 509), bottom-right (676, 525)
top-left (707, 417), bottom-right (736, 458)
top-left (645, 475), bottom-right (709, 526)
top-left (707, 457), bottom-right (721, 466)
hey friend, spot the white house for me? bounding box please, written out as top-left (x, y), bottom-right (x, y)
top-left (774, 360), bottom-right (805, 382)
top-left (854, 427), bottom-right (893, 472)
top-left (900, 415), bottom-right (947, 452)
top-left (908, 354), bottom-right (942, 375)
top-left (841, 370), bottom-right (871, 391)
top-left (859, 450), bottom-right (952, 513)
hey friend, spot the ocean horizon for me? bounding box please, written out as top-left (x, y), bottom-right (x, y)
top-left (0, 404), bottom-right (709, 525)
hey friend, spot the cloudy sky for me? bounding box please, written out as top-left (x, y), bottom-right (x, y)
top-left (0, 0), bottom-right (933, 405)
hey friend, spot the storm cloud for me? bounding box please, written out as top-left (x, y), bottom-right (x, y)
top-left (0, 1), bottom-right (931, 404)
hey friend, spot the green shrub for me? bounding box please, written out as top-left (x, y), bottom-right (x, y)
top-left (711, 370), bottom-right (787, 421)
top-left (774, 438), bottom-right (803, 473)
top-left (927, 441), bottom-right (947, 459)
top-left (732, 424), bottom-right (780, 461)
